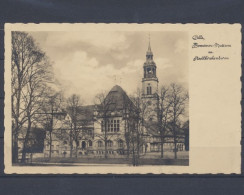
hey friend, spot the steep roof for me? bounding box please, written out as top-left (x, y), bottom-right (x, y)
top-left (103, 85), bottom-right (134, 111)
top-left (76, 105), bottom-right (95, 121)
top-left (67, 105), bottom-right (95, 123)
top-left (67, 85), bottom-right (135, 121)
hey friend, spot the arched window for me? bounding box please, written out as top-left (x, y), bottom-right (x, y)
top-left (107, 140), bottom-right (113, 147)
top-left (98, 141), bottom-right (103, 147)
top-left (147, 86), bottom-right (152, 95)
top-left (118, 140), bottom-right (123, 148)
top-left (147, 67), bottom-right (151, 74)
top-left (88, 140), bottom-right (92, 147)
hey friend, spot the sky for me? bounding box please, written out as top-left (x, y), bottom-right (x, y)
top-left (29, 31), bottom-right (188, 105)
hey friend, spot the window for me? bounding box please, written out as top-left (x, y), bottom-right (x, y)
top-left (98, 141), bottom-right (103, 147)
top-left (147, 68), bottom-right (151, 74)
top-left (107, 140), bottom-right (113, 147)
top-left (147, 86), bottom-right (152, 95)
top-left (118, 140), bottom-right (123, 148)
top-left (82, 141), bottom-right (86, 149)
top-left (63, 141), bottom-right (67, 145)
top-left (101, 119), bottom-right (120, 132)
top-left (118, 150), bottom-right (124, 155)
top-left (87, 130), bottom-right (92, 136)
top-left (151, 143), bottom-right (159, 152)
top-left (88, 140), bottom-right (92, 147)
top-left (117, 120), bottom-right (120, 131)
top-left (101, 121), bottom-right (104, 132)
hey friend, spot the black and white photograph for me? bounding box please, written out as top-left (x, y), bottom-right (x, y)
top-left (4, 24), bottom-right (241, 174)
top-left (10, 29), bottom-right (189, 167)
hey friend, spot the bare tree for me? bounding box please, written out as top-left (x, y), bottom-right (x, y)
top-left (157, 86), bottom-right (172, 158)
top-left (11, 31), bottom-right (52, 163)
top-left (66, 94), bottom-right (83, 158)
top-left (23, 127), bottom-right (46, 163)
top-left (127, 88), bottom-right (145, 166)
top-left (167, 83), bottom-right (188, 159)
top-left (40, 91), bottom-right (64, 160)
top-left (94, 91), bottom-right (119, 159)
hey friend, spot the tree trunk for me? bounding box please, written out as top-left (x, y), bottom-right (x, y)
top-left (49, 131), bottom-right (52, 159)
top-left (125, 120), bottom-right (130, 159)
top-left (160, 136), bottom-right (164, 159)
top-left (132, 140), bottom-right (135, 166)
top-left (12, 131), bottom-right (19, 163)
top-left (135, 123), bottom-right (140, 166)
top-left (12, 81), bottom-right (21, 163)
top-left (21, 117), bottom-right (31, 163)
top-left (49, 108), bottom-right (54, 160)
top-left (75, 145), bottom-right (78, 158)
top-left (75, 140), bottom-right (78, 158)
top-left (185, 132), bottom-right (189, 151)
top-left (174, 141), bottom-right (177, 159)
top-left (70, 143), bottom-right (73, 158)
top-left (104, 138), bottom-right (108, 159)
top-left (173, 129), bottom-right (177, 159)
top-left (69, 126), bottom-right (73, 158)
top-left (30, 153), bottom-right (33, 163)
top-left (173, 116), bottom-right (177, 159)
top-left (125, 134), bottom-right (130, 159)
top-left (104, 119), bottom-right (108, 159)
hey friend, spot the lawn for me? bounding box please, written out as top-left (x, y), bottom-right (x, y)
top-left (14, 151), bottom-right (189, 166)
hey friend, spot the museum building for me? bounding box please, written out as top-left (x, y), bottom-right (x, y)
top-left (42, 42), bottom-right (186, 158)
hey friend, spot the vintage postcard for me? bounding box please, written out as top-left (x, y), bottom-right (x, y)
top-left (4, 23), bottom-right (241, 174)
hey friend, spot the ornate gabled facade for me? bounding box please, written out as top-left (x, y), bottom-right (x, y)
top-left (93, 85), bottom-right (135, 156)
top-left (43, 85), bottom-right (137, 158)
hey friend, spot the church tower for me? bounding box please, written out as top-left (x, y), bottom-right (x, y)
top-left (142, 37), bottom-right (159, 122)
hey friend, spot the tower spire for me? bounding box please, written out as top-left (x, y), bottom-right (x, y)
top-left (142, 34), bottom-right (159, 123)
top-left (146, 33), bottom-right (153, 59)
top-left (148, 33), bottom-right (151, 52)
